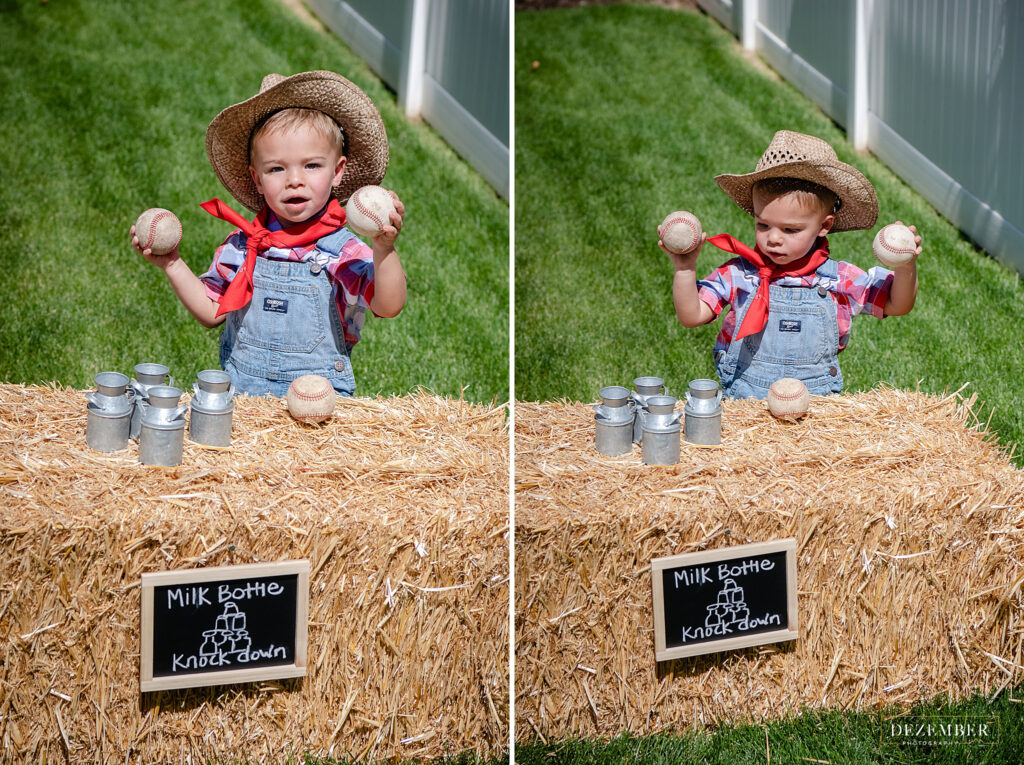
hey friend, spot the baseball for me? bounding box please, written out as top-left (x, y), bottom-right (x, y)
top-left (345, 185), bottom-right (396, 239)
top-left (659, 210), bottom-right (703, 255)
top-left (872, 223), bottom-right (917, 268)
top-left (134, 208), bottom-right (182, 256)
top-left (767, 377), bottom-right (810, 420)
top-left (286, 374), bottom-right (335, 423)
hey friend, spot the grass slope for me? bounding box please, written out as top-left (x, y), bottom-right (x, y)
top-left (514, 4), bottom-right (1024, 461)
top-left (0, 0), bottom-right (509, 403)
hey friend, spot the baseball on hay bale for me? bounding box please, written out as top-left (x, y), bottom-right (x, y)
top-left (286, 374), bottom-right (335, 423)
top-left (345, 185), bottom-right (396, 239)
top-left (767, 378), bottom-right (810, 420)
top-left (872, 222), bottom-right (917, 268)
top-left (134, 208), bottom-right (182, 256)
top-left (659, 210), bottom-right (703, 255)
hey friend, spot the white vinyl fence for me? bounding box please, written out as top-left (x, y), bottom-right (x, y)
top-left (697, 0), bottom-right (1024, 276)
top-left (308, 0), bottom-right (510, 199)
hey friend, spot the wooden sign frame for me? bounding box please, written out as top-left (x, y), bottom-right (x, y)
top-left (651, 538), bottom-right (798, 661)
top-left (140, 560), bottom-right (310, 692)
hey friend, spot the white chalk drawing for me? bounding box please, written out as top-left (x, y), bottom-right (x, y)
top-left (704, 578), bottom-right (750, 630)
top-left (199, 601), bottom-right (253, 660)
top-left (678, 577), bottom-right (783, 643)
top-left (170, 600), bottom-right (287, 672)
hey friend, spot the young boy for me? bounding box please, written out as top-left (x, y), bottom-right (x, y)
top-left (662, 130), bottom-right (921, 399)
top-left (131, 71), bottom-right (406, 397)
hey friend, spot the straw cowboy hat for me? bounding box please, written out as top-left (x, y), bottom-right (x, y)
top-left (714, 130), bottom-right (878, 232)
top-left (206, 71), bottom-right (389, 213)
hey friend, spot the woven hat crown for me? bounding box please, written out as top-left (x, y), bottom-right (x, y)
top-left (755, 132), bottom-right (837, 171)
top-left (261, 73), bottom-right (286, 90)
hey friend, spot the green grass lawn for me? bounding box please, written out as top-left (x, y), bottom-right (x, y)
top-left (0, 0), bottom-right (509, 404)
top-left (514, 3), bottom-right (1024, 464)
top-left (515, 687), bottom-right (1024, 764)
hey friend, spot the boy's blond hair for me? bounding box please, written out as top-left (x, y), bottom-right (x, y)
top-left (249, 108), bottom-right (345, 160)
top-left (752, 177), bottom-right (840, 218)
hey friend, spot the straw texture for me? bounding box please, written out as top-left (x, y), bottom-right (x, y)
top-left (515, 386), bottom-right (1024, 742)
top-left (0, 384), bottom-right (508, 762)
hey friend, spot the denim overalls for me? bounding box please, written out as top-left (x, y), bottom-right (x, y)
top-left (714, 258), bottom-right (842, 400)
top-left (219, 228), bottom-right (359, 398)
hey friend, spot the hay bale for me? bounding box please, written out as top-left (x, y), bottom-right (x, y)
top-left (515, 386), bottom-right (1024, 741)
top-left (0, 384), bottom-right (508, 762)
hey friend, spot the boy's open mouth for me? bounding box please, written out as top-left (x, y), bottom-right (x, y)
top-left (284, 196), bottom-right (308, 205)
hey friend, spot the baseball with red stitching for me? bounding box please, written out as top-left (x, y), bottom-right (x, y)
top-left (345, 185), bottom-right (396, 239)
top-left (767, 377), bottom-right (810, 420)
top-left (872, 223), bottom-right (916, 268)
top-left (286, 374), bottom-right (336, 423)
top-left (659, 210), bottom-right (703, 255)
top-left (134, 208), bottom-right (182, 255)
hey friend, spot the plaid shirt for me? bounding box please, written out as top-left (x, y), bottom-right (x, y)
top-left (199, 217), bottom-right (375, 349)
top-left (697, 256), bottom-right (893, 355)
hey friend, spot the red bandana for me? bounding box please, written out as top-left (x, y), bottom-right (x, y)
top-left (706, 233), bottom-right (830, 340)
top-left (201, 198), bottom-right (347, 316)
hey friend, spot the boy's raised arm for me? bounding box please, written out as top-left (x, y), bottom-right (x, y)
top-left (130, 226), bottom-right (224, 328)
top-left (368, 192), bottom-right (408, 318)
top-left (883, 222), bottom-right (921, 317)
top-left (160, 257), bottom-right (225, 328)
top-left (661, 229), bottom-right (714, 327)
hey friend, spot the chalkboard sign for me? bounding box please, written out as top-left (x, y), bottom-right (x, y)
top-left (140, 560), bottom-right (310, 692)
top-left (651, 539), bottom-right (797, 661)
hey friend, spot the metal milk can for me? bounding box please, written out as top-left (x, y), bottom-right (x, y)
top-left (139, 385), bottom-right (188, 466)
top-left (86, 372), bottom-right (134, 452)
top-left (130, 362), bottom-right (174, 440)
top-left (641, 395), bottom-right (683, 465)
top-left (593, 385), bottom-right (635, 457)
top-left (684, 378), bottom-right (723, 445)
top-left (189, 369), bottom-right (235, 447)
top-left (631, 376), bottom-right (666, 444)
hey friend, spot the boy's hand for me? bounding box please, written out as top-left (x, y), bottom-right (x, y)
top-left (130, 224), bottom-right (180, 270)
top-left (368, 190), bottom-right (407, 318)
top-left (882, 221), bottom-right (920, 317)
top-left (371, 190), bottom-right (405, 250)
top-left (658, 224), bottom-right (706, 270)
top-left (893, 221), bottom-right (923, 265)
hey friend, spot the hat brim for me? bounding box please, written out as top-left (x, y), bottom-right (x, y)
top-left (206, 71), bottom-right (388, 213)
top-left (715, 160), bottom-right (878, 232)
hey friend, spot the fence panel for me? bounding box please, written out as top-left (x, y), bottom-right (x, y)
top-left (757, 0), bottom-right (852, 125)
top-left (421, 0), bottom-right (509, 196)
top-left (697, 0), bottom-right (740, 34)
top-left (308, 0), bottom-right (412, 91)
top-left (869, 0), bottom-right (1023, 264)
top-left (307, 0), bottom-right (509, 198)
